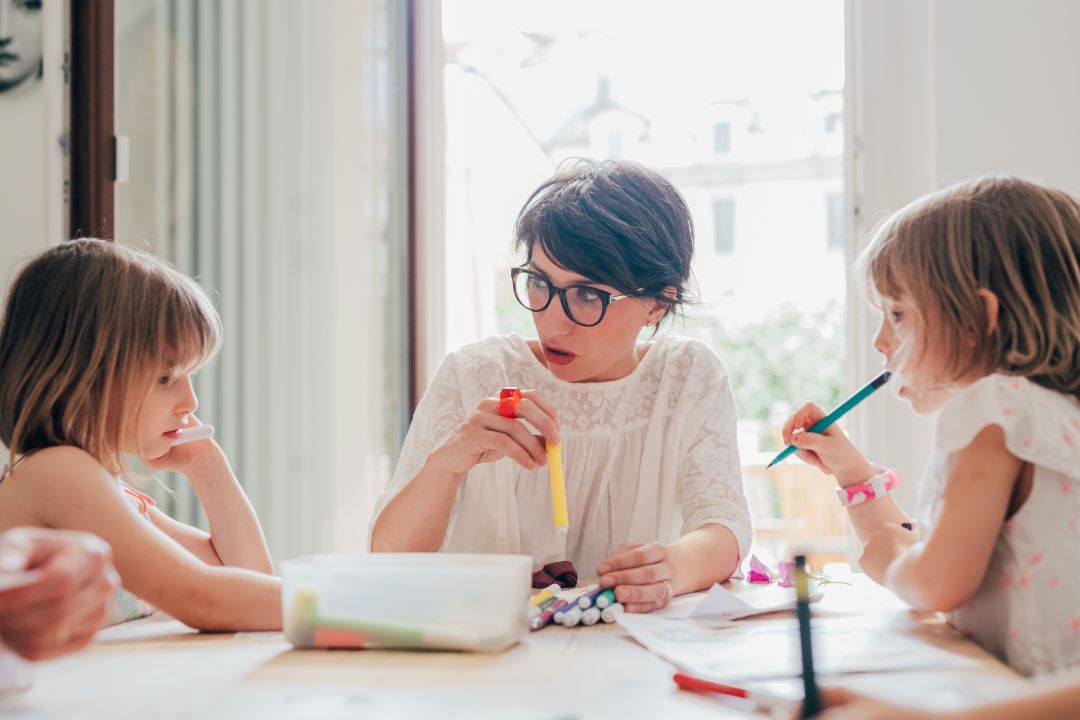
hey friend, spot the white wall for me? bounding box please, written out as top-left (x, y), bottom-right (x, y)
top-left (0, 1), bottom-right (64, 289)
top-left (932, 0), bottom-right (1080, 191)
top-left (850, 0), bottom-right (1080, 512)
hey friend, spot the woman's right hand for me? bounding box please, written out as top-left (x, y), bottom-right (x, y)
top-left (427, 389), bottom-right (561, 475)
top-left (781, 402), bottom-right (875, 487)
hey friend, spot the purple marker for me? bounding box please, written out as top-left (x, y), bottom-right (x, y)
top-left (531, 597), bottom-right (570, 631)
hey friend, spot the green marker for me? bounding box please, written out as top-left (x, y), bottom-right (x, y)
top-left (767, 370), bottom-right (892, 469)
top-left (288, 588), bottom-right (475, 649)
top-left (594, 589), bottom-right (616, 609)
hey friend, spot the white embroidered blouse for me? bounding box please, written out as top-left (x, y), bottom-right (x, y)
top-left (917, 374), bottom-right (1080, 676)
top-left (370, 334), bottom-right (752, 577)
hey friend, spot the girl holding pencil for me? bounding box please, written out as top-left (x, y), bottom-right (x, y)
top-left (370, 159), bottom-right (752, 613)
top-left (782, 177), bottom-right (1080, 676)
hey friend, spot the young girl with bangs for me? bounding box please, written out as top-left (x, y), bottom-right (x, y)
top-left (783, 176), bottom-right (1080, 676)
top-left (0, 239), bottom-right (281, 631)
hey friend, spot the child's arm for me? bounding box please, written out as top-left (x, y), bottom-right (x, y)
top-left (146, 435), bottom-right (273, 574)
top-left (814, 673), bottom-right (1080, 720)
top-left (22, 447), bottom-right (281, 631)
top-left (871, 425), bottom-right (1020, 612)
top-left (783, 402), bottom-right (911, 541)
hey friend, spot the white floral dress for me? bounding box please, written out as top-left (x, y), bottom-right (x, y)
top-left (917, 374), bottom-right (1080, 676)
top-left (369, 334), bottom-right (752, 577)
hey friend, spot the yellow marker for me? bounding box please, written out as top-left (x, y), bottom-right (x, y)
top-left (529, 583), bottom-right (560, 607)
top-left (548, 442), bottom-right (569, 535)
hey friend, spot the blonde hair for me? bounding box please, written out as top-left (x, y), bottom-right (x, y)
top-left (859, 176), bottom-right (1080, 395)
top-left (0, 239), bottom-right (221, 473)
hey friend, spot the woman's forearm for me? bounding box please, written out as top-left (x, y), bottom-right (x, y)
top-left (668, 524), bottom-right (740, 595)
top-left (370, 459), bottom-right (464, 552)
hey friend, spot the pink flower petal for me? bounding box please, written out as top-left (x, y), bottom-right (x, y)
top-left (748, 554), bottom-right (775, 580)
top-left (778, 560), bottom-right (796, 588)
top-left (747, 570), bottom-right (772, 584)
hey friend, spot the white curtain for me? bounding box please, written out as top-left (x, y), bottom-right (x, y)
top-left (116, 0), bottom-right (409, 562)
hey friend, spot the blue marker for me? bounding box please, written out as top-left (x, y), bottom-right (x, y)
top-left (768, 370), bottom-right (892, 469)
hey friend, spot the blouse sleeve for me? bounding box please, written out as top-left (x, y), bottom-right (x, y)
top-left (367, 351), bottom-right (469, 549)
top-left (935, 375), bottom-right (1080, 474)
top-left (675, 352), bottom-right (753, 563)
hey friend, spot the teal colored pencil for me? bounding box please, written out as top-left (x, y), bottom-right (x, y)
top-left (767, 370), bottom-right (892, 469)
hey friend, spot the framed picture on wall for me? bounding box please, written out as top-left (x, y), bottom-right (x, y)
top-left (0, 0), bottom-right (43, 94)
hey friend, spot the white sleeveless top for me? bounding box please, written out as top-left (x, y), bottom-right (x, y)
top-left (369, 334), bottom-right (752, 576)
top-left (917, 374), bottom-right (1080, 676)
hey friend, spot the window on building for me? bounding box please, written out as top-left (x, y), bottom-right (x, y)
top-left (714, 198), bottom-right (735, 254)
top-left (713, 121), bottom-right (732, 154)
top-left (824, 111), bottom-right (841, 133)
top-left (826, 192), bottom-right (844, 250)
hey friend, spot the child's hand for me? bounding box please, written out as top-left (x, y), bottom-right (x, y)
top-left (800, 687), bottom-right (941, 720)
top-left (859, 523), bottom-right (918, 584)
top-left (782, 402), bottom-right (876, 487)
top-left (146, 418), bottom-right (220, 476)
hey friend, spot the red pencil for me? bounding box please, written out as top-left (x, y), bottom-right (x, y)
top-left (673, 672), bottom-right (794, 712)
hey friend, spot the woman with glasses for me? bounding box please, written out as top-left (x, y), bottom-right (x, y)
top-left (370, 159), bottom-right (750, 613)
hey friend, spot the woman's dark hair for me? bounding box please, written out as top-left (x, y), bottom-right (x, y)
top-left (513, 158), bottom-right (695, 325)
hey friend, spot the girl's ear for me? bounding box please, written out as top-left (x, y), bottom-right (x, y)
top-left (976, 288), bottom-right (1000, 336)
top-left (647, 287), bottom-right (677, 325)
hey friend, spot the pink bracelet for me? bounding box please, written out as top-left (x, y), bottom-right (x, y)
top-left (836, 469), bottom-right (902, 507)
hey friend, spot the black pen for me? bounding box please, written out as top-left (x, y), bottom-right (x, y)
top-left (795, 554), bottom-right (821, 718)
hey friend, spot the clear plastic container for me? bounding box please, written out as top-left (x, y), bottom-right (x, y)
top-left (282, 553), bottom-right (532, 653)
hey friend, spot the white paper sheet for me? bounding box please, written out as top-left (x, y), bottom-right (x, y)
top-left (617, 612), bottom-right (979, 681)
top-left (647, 579), bottom-right (823, 621)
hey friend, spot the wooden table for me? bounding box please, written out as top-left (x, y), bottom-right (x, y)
top-left (7, 573), bottom-right (1023, 719)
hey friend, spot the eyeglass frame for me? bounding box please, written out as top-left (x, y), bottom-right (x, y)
top-left (510, 266), bottom-right (638, 327)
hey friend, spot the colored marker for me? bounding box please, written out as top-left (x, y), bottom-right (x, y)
top-left (528, 594), bottom-right (559, 619)
top-left (169, 424), bottom-right (215, 446)
top-left (795, 555), bottom-right (821, 718)
top-left (600, 602), bottom-right (623, 623)
top-left (595, 588), bottom-right (616, 609)
top-left (581, 607), bottom-right (601, 626)
top-left (531, 597), bottom-right (570, 630)
top-left (289, 588), bottom-right (473, 649)
top-left (767, 370), bottom-right (892, 468)
top-left (529, 583), bottom-right (561, 607)
top-left (576, 586), bottom-right (606, 610)
top-left (548, 442), bottom-right (569, 535)
top-left (673, 673), bottom-right (794, 713)
top-left (558, 607), bottom-right (583, 627)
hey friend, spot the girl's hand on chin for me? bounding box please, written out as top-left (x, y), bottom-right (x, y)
top-left (146, 420), bottom-right (218, 474)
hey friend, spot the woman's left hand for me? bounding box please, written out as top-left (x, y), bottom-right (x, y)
top-left (859, 523), bottom-right (918, 584)
top-left (597, 542), bottom-right (678, 613)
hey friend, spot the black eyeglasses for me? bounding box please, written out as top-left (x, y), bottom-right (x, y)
top-left (510, 267), bottom-right (634, 327)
